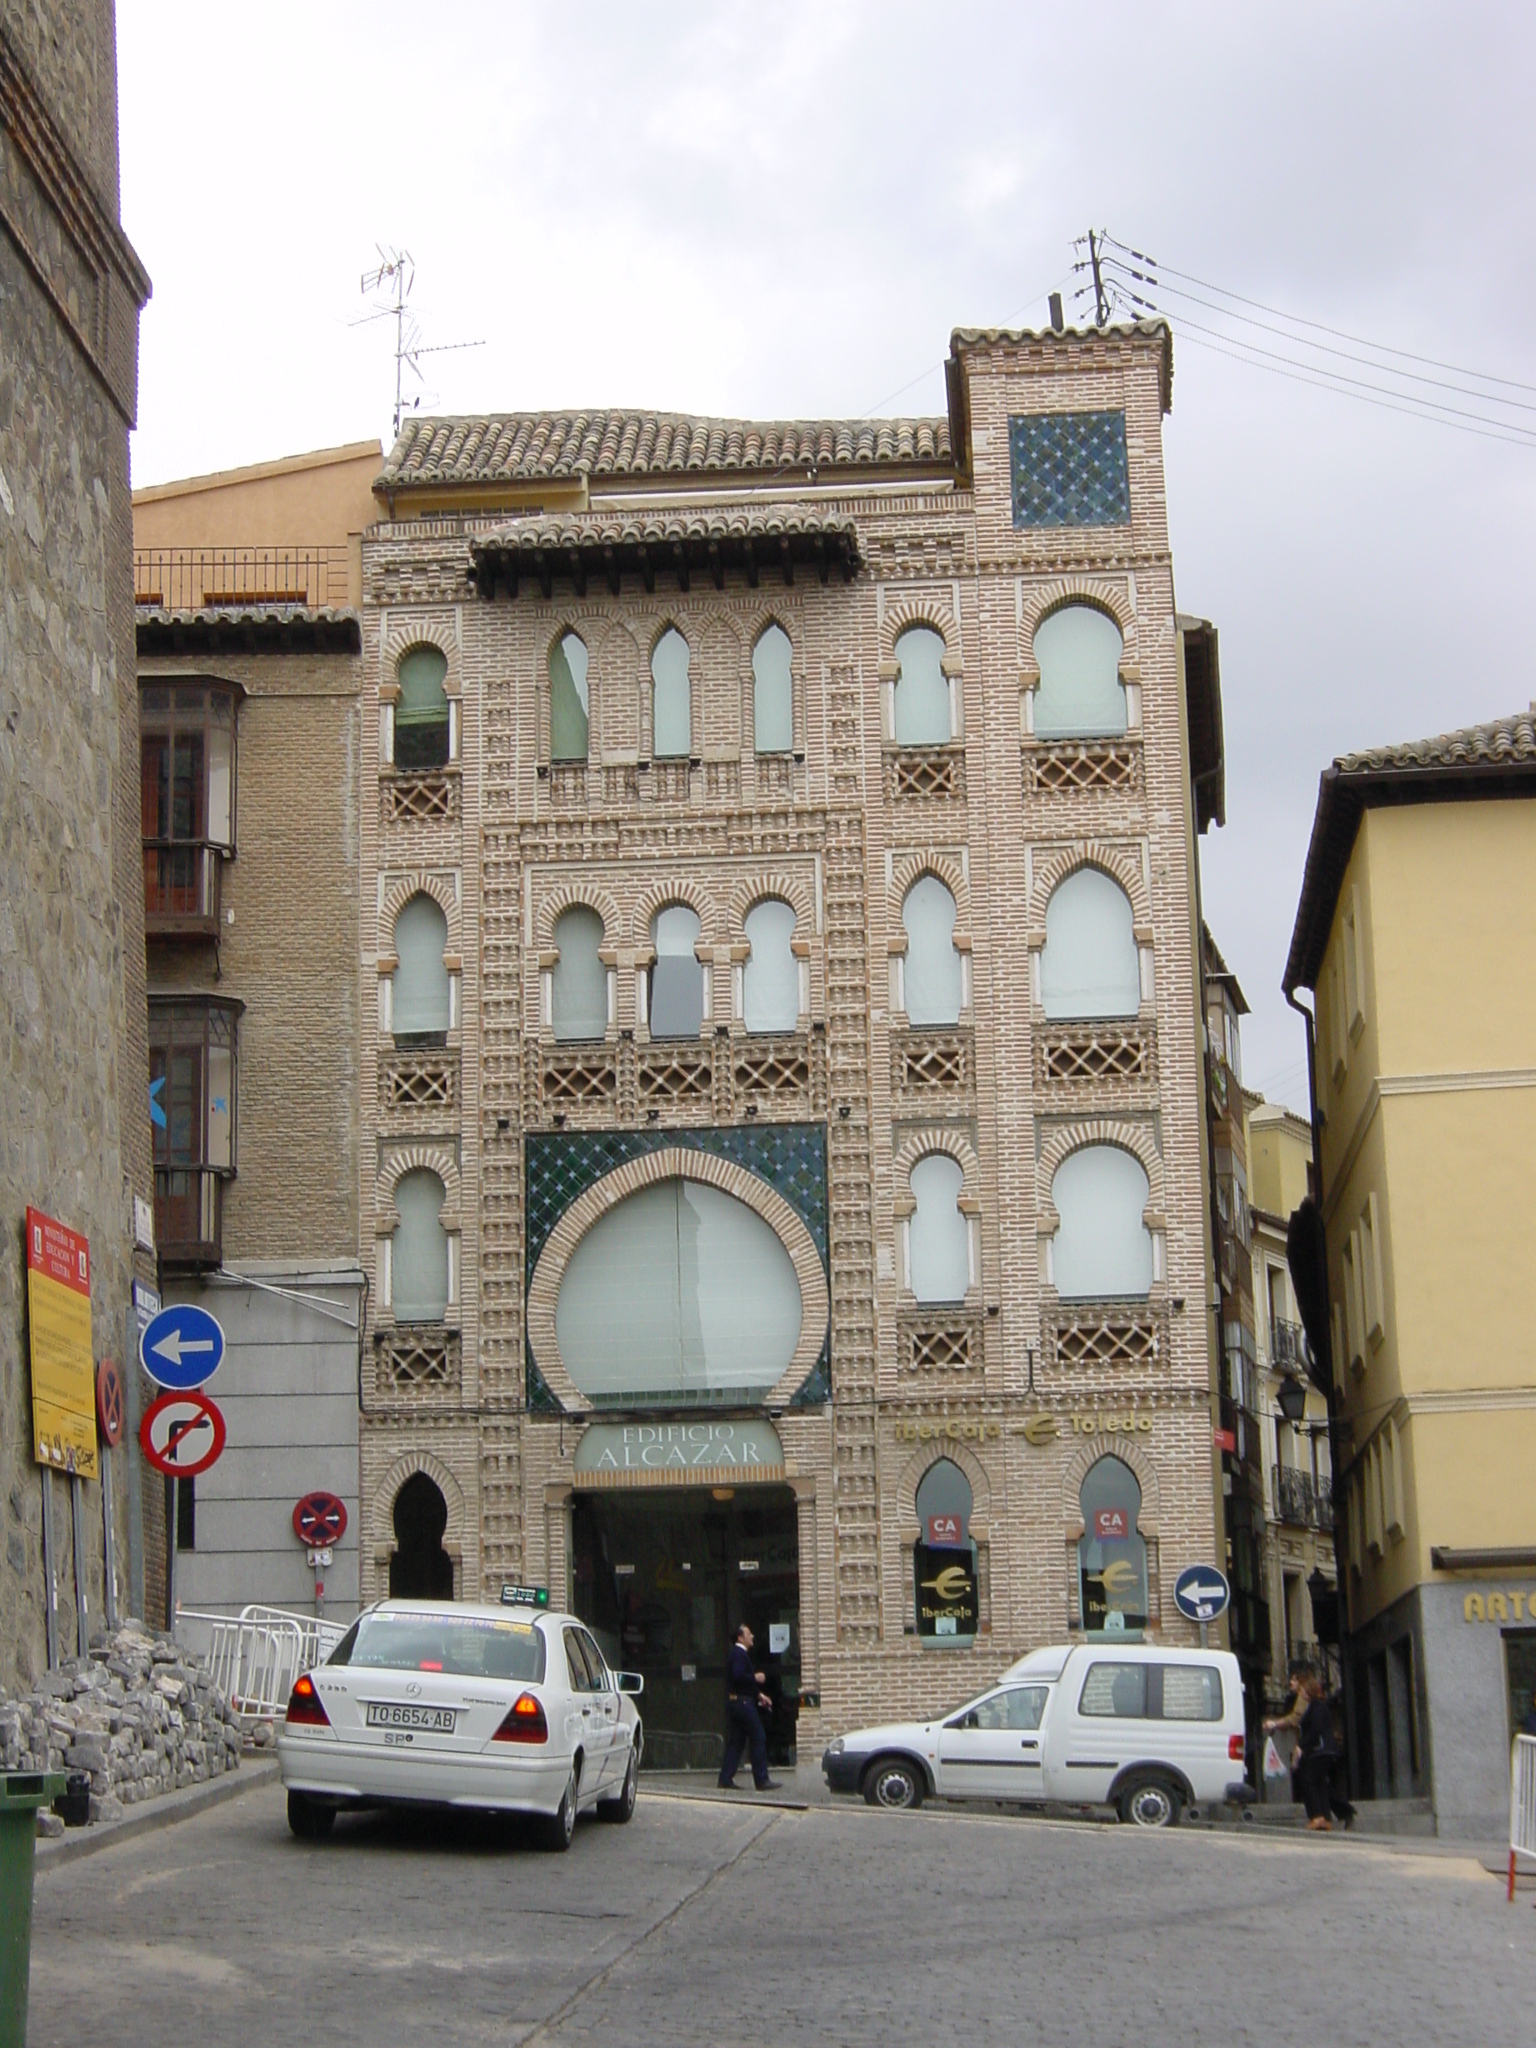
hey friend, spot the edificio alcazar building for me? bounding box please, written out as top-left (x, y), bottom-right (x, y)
top-left (357, 321), bottom-right (1227, 1760)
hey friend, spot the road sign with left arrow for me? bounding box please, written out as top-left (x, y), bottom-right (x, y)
top-left (139, 1302), bottom-right (225, 1391)
top-left (1173, 1564), bottom-right (1231, 1624)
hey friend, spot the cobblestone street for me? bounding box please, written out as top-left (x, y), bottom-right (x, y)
top-left (28, 1780), bottom-right (1535, 2046)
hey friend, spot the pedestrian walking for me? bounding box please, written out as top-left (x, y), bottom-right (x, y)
top-left (1265, 1668), bottom-right (1344, 1830)
top-left (717, 1622), bottom-right (781, 1791)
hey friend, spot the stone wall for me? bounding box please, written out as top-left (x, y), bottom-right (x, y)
top-left (0, 3), bottom-right (152, 1689)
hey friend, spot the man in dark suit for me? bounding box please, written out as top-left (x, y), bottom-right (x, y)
top-left (718, 1623), bottom-right (780, 1791)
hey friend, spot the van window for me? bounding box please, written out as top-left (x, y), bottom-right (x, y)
top-left (1079, 1662), bottom-right (1148, 1718)
top-left (971, 1686), bottom-right (1049, 1732)
top-left (1161, 1664), bottom-right (1224, 1720)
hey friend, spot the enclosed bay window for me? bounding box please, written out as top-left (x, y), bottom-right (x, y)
top-left (394, 646), bottom-right (451, 771)
top-left (1051, 1145), bottom-right (1152, 1299)
top-left (1032, 604), bottom-right (1127, 738)
top-left (391, 894), bottom-right (451, 1041)
top-left (149, 996), bottom-right (242, 1268)
top-left (550, 630), bottom-right (590, 762)
top-left (651, 626), bottom-right (691, 759)
top-left (901, 876), bottom-right (963, 1026)
top-left (551, 907), bottom-right (609, 1042)
top-left (893, 626), bottom-right (951, 746)
top-left (391, 1169), bottom-right (450, 1323)
top-left (743, 898), bottom-right (800, 1033)
top-left (649, 905), bottom-right (704, 1038)
top-left (908, 1153), bottom-right (971, 1302)
top-left (1040, 869), bottom-right (1140, 1019)
top-left (752, 623), bottom-right (794, 754)
top-left (1078, 1457), bottom-right (1149, 1633)
top-left (139, 680), bottom-right (239, 934)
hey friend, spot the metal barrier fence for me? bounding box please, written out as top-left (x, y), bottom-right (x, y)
top-left (176, 1605), bottom-right (347, 1726)
top-left (1512, 1734), bottom-right (1536, 1902)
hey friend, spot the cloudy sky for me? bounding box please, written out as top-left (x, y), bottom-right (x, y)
top-left (117, 2), bottom-right (1535, 1110)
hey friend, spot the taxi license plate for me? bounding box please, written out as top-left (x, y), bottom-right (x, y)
top-left (366, 1702), bottom-right (457, 1733)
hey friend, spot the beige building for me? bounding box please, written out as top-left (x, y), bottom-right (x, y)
top-left (1284, 709), bottom-right (1536, 1834)
top-left (132, 443), bottom-right (377, 1620)
top-left (356, 321), bottom-right (1232, 1766)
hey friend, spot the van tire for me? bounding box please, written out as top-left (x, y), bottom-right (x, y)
top-left (862, 1758), bottom-right (924, 1810)
top-left (1118, 1775), bottom-right (1182, 1828)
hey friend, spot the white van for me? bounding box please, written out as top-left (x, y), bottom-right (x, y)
top-left (822, 1640), bottom-right (1250, 1826)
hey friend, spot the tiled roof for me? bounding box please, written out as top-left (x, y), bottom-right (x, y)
top-left (378, 411), bottom-right (951, 490)
top-left (469, 504), bottom-right (863, 594)
top-left (135, 605), bottom-right (361, 654)
top-left (1284, 708), bottom-right (1536, 993)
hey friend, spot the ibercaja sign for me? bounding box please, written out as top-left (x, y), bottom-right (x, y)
top-left (914, 1541), bottom-right (979, 1648)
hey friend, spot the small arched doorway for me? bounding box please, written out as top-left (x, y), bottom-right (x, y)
top-left (389, 1471), bottom-right (454, 1600)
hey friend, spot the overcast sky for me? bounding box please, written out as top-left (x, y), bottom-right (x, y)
top-left (117, 2), bottom-right (1535, 1111)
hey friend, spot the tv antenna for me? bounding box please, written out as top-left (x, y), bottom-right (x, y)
top-left (356, 246), bottom-right (484, 437)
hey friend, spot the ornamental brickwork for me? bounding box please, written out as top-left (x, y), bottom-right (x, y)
top-left (357, 323), bottom-right (1223, 1743)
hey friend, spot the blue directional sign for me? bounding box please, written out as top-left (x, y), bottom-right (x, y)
top-left (1173, 1564), bottom-right (1231, 1625)
top-left (139, 1302), bottom-right (226, 1392)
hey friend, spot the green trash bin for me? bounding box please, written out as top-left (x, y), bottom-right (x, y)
top-left (0, 1772), bottom-right (67, 2048)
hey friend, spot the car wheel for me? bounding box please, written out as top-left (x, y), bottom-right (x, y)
top-left (287, 1790), bottom-right (335, 1840)
top-left (599, 1753), bottom-right (638, 1824)
top-left (539, 1772), bottom-right (577, 1852)
top-left (1118, 1776), bottom-right (1182, 1828)
top-left (863, 1759), bottom-right (924, 1810)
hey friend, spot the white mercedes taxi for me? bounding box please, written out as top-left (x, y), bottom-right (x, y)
top-left (277, 1593), bottom-right (644, 1850)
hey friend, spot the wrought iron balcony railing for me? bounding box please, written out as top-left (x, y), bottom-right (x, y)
top-left (1272, 1463), bottom-right (1334, 1529)
top-left (135, 546), bottom-right (349, 611)
top-left (143, 841), bottom-right (222, 937)
top-left (154, 1168), bottom-right (224, 1271)
top-left (1271, 1317), bottom-right (1311, 1371)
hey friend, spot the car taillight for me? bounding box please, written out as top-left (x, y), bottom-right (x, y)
top-left (492, 1692), bottom-right (548, 1744)
top-left (1229, 1733), bottom-right (1246, 1761)
top-left (285, 1674), bottom-right (331, 1728)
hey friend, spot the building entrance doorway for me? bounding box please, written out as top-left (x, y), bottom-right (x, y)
top-left (571, 1485), bottom-right (800, 1772)
top-left (389, 1472), bottom-right (454, 1600)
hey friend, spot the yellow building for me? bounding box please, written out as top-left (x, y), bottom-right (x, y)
top-left (1284, 709), bottom-right (1536, 1836)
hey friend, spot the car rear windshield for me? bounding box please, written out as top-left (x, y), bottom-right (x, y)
top-left (329, 1613), bottom-right (547, 1683)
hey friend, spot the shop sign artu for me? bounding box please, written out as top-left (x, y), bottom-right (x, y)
top-left (25, 1207), bottom-right (98, 1479)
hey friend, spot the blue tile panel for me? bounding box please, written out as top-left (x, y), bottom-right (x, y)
top-left (1009, 410), bottom-right (1130, 527)
top-left (523, 1124), bottom-right (830, 1413)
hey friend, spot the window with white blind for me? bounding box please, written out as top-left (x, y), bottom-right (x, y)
top-left (1032, 604), bottom-right (1126, 738)
top-left (1052, 1145), bottom-right (1152, 1298)
top-left (651, 626), bottom-right (691, 759)
top-left (1040, 868), bottom-right (1140, 1019)
top-left (743, 899), bottom-right (799, 1033)
top-left (650, 904), bottom-right (704, 1039)
top-left (908, 1153), bottom-right (970, 1302)
top-left (552, 908), bottom-right (608, 1042)
top-left (752, 623), bottom-right (794, 754)
top-left (901, 875), bottom-right (962, 1026)
top-left (392, 894), bottom-right (450, 1040)
top-left (393, 1169), bottom-right (448, 1323)
top-left (893, 626), bottom-right (950, 745)
top-left (550, 630), bottom-right (590, 761)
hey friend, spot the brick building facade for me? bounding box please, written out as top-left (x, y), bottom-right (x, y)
top-left (1, 1), bottom-right (152, 1688)
top-left (357, 322), bottom-right (1227, 1757)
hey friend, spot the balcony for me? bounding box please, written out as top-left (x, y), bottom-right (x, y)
top-left (1271, 1318), bottom-right (1311, 1372)
top-left (143, 841), bottom-right (222, 939)
top-left (154, 1168), bottom-right (223, 1271)
top-left (135, 546), bottom-right (350, 611)
top-left (1272, 1464), bottom-right (1334, 1529)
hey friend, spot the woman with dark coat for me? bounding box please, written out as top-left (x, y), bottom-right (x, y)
top-left (1265, 1670), bottom-right (1341, 1830)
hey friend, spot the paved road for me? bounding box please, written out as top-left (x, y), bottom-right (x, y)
top-left (29, 1779), bottom-right (1534, 2046)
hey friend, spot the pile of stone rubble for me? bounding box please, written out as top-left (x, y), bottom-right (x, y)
top-left (0, 1619), bottom-right (242, 1829)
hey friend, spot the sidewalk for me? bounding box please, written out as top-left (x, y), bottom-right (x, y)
top-left (34, 1758), bottom-right (280, 1870)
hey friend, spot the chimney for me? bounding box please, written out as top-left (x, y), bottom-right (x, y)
top-left (1048, 292), bottom-right (1065, 333)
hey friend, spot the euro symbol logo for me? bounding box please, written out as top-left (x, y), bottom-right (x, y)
top-left (1022, 1415), bottom-right (1059, 1447)
top-left (920, 1565), bottom-right (972, 1602)
top-left (1101, 1559), bottom-right (1137, 1593)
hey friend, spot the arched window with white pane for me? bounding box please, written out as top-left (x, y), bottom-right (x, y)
top-left (1077, 1456), bottom-right (1149, 1633)
top-left (908, 1153), bottom-right (971, 1303)
top-left (893, 626), bottom-right (951, 746)
top-left (1051, 1144), bottom-right (1152, 1299)
top-left (550, 630), bottom-right (590, 762)
top-left (551, 907), bottom-right (608, 1043)
top-left (1032, 604), bottom-right (1127, 738)
top-left (392, 893), bottom-right (451, 1041)
top-left (901, 875), bottom-right (963, 1026)
top-left (743, 898), bottom-right (800, 1033)
top-left (752, 623), bottom-right (794, 754)
top-left (394, 645), bottom-right (451, 770)
top-left (651, 626), bottom-right (691, 759)
top-left (391, 1169), bottom-right (449, 1324)
top-left (1039, 869), bottom-right (1141, 1019)
top-left (649, 904), bottom-right (704, 1039)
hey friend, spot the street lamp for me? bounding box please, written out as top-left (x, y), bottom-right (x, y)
top-left (1277, 1374), bottom-right (1308, 1424)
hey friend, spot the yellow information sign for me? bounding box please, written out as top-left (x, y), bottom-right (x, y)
top-left (26, 1205), bottom-right (98, 1480)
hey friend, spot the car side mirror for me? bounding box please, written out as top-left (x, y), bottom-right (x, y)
top-left (944, 1710), bottom-right (979, 1730)
top-left (614, 1671), bottom-right (644, 1696)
